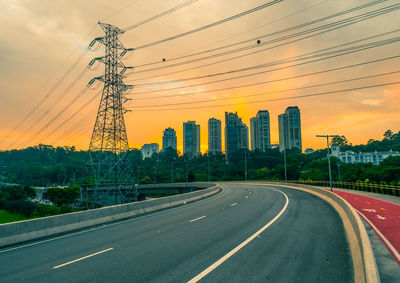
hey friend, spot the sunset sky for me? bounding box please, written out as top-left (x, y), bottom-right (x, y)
top-left (0, 0), bottom-right (399, 153)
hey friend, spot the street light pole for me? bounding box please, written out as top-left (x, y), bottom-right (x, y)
top-left (171, 161), bottom-right (174, 183)
top-left (208, 154), bottom-right (211, 183)
top-left (244, 150), bottom-right (248, 181)
top-left (185, 160), bottom-right (188, 186)
top-left (336, 163), bottom-right (342, 188)
top-left (316, 135), bottom-right (336, 192)
top-left (137, 166), bottom-right (140, 185)
top-left (283, 148), bottom-right (287, 183)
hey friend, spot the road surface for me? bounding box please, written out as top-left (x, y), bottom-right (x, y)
top-left (0, 183), bottom-right (353, 282)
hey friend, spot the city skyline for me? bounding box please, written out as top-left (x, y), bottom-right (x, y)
top-left (139, 106), bottom-right (297, 155)
top-left (0, 0), bottom-right (399, 154)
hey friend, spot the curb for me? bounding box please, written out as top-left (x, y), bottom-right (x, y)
top-left (0, 185), bottom-right (221, 249)
top-left (265, 183), bottom-right (379, 283)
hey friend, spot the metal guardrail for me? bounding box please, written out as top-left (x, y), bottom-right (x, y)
top-left (281, 180), bottom-right (400, 196)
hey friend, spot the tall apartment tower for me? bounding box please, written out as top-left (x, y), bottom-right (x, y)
top-left (278, 106), bottom-right (302, 152)
top-left (225, 112), bottom-right (248, 160)
top-left (183, 121), bottom-right (200, 158)
top-left (250, 110), bottom-right (271, 151)
top-left (208, 118), bottom-right (222, 154)
top-left (162, 127), bottom-right (177, 151)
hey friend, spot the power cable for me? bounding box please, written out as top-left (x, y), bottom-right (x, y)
top-left (129, 5), bottom-right (400, 80)
top-left (130, 70), bottom-right (400, 108)
top-left (161, 0), bottom-right (330, 65)
top-left (123, 0), bottom-right (199, 31)
top-left (8, 67), bottom-right (90, 148)
top-left (129, 35), bottom-right (400, 87)
top-left (131, 55), bottom-right (400, 100)
top-left (132, 0), bottom-right (283, 50)
top-left (132, 0), bottom-right (386, 68)
top-left (131, 81), bottom-right (400, 111)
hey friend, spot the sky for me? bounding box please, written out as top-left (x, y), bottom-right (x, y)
top-left (0, 0), bottom-right (399, 153)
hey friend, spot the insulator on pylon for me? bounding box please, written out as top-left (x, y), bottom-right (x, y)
top-left (88, 79), bottom-right (101, 90)
top-left (88, 59), bottom-right (100, 71)
top-left (88, 40), bottom-right (101, 52)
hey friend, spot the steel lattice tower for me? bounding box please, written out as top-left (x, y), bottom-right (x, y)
top-left (87, 22), bottom-right (134, 205)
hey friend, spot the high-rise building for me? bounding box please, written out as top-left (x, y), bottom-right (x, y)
top-left (141, 143), bottom-right (159, 158)
top-left (278, 106), bottom-right (302, 152)
top-left (225, 112), bottom-right (248, 160)
top-left (208, 118), bottom-right (222, 154)
top-left (250, 110), bottom-right (271, 151)
top-left (250, 117), bottom-right (258, 151)
top-left (162, 127), bottom-right (177, 151)
top-left (183, 121), bottom-right (200, 158)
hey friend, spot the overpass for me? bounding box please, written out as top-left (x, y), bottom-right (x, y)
top-left (0, 183), bottom-right (378, 282)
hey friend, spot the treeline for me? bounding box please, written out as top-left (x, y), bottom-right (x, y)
top-left (0, 130), bottom-right (399, 187)
top-left (0, 185), bottom-right (81, 218)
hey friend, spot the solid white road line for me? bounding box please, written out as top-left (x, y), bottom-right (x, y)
top-left (189, 216), bottom-right (207, 223)
top-left (0, 187), bottom-right (225, 254)
top-left (187, 188), bottom-right (289, 283)
top-left (53, 248), bottom-right (113, 269)
top-left (357, 210), bottom-right (400, 262)
top-left (230, 203), bottom-right (238, 207)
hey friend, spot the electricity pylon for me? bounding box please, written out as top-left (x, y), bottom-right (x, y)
top-left (87, 22), bottom-right (134, 205)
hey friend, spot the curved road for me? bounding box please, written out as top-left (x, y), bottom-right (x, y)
top-left (0, 183), bottom-right (353, 282)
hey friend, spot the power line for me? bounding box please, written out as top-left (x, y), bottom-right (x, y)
top-left (102, 0), bottom-right (141, 22)
top-left (8, 67), bottom-right (90, 149)
top-left (129, 4), bottom-right (400, 80)
top-left (129, 35), bottom-right (400, 87)
top-left (123, 0), bottom-right (199, 31)
top-left (131, 55), bottom-right (400, 99)
top-left (130, 81), bottom-right (400, 111)
top-left (132, 0), bottom-right (283, 50)
top-left (1, 43), bottom-right (92, 146)
top-left (132, 0), bottom-right (386, 68)
top-left (145, 0), bottom-right (330, 67)
top-left (129, 70), bottom-right (400, 108)
top-left (30, 89), bottom-right (101, 147)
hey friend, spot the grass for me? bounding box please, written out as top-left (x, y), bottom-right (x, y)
top-left (0, 209), bottom-right (32, 224)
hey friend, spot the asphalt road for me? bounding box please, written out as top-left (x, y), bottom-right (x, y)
top-left (0, 183), bottom-right (353, 282)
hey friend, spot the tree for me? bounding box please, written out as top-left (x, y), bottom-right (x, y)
top-left (46, 186), bottom-right (80, 207)
top-left (383, 129), bottom-right (394, 140)
top-left (331, 135), bottom-right (350, 148)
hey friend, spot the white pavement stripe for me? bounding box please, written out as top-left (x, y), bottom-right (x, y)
top-left (189, 216), bottom-right (206, 223)
top-left (357, 210), bottom-right (400, 262)
top-left (53, 248), bottom-right (114, 269)
top-left (230, 203), bottom-right (238, 207)
top-left (187, 188), bottom-right (289, 283)
top-left (0, 187), bottom-right (225, 254)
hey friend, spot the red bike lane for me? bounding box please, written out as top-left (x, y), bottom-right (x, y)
top-left (330, 190), bottom-right (400, 265)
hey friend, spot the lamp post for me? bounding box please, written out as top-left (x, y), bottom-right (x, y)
top-left (316, 135), bottom-right (336, 192)
top-left (208, 153), bottom-right (211, 183)
top-left (283, 147), bottom-right (287, 183)
top-left (137, 166), bottom-right (140, 185)
top-left (171, 161), bottom-right (174, 183)
top-left (185, 160), bottom-right (188, 186)
top-left (336, 163), bottom-right (342, 188)
top-left (244, 150), bottom-right (248, 181)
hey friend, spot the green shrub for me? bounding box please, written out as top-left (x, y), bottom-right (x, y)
top-left (3, 200), bottom-right (36, 217)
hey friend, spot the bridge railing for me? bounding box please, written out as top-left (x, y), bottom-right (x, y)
top-left (280, 180), bottom-right (400, 196)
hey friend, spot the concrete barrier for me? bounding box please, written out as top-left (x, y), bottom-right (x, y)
top-left (262, 182), bottom-right (379, 283)
top-left (0, 184), bottom-right (221, 248)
